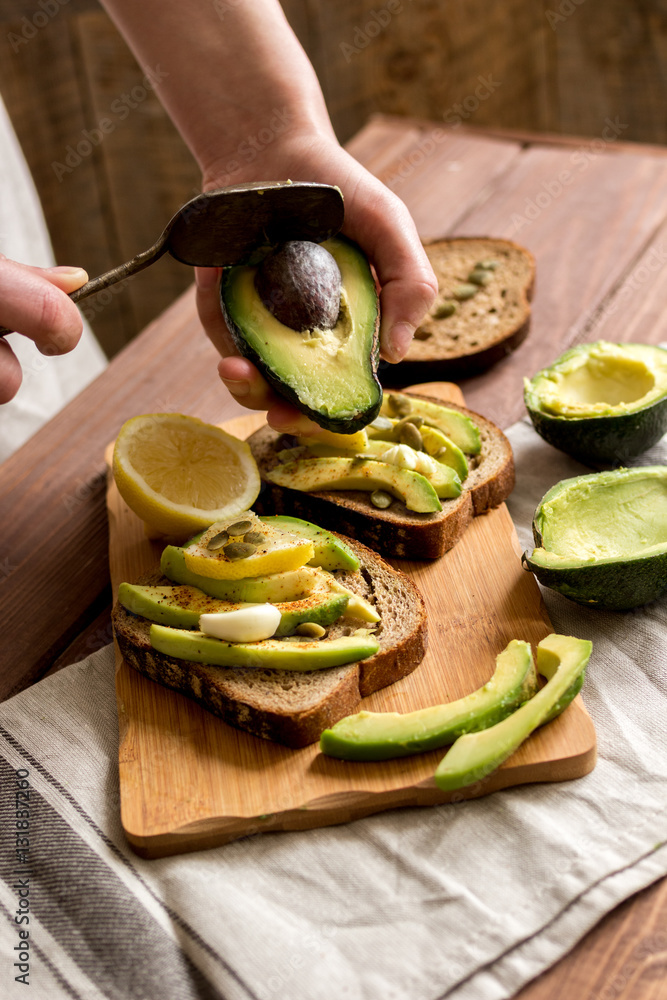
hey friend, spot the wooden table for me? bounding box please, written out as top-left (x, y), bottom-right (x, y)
top-left (2, 115), bottom-right (666, 998)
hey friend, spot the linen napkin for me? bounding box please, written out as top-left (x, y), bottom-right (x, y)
top-left (1, 419), bottom-right (666, 1000)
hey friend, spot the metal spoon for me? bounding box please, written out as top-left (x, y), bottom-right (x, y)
top-left (0, 181), bottom-right (344, 336)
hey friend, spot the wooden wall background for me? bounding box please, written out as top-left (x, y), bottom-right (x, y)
top-left (0, 0), bottom-right (665, 358)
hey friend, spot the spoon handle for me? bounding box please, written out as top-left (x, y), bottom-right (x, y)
top-left (0, 233), bottom-right (168, 337)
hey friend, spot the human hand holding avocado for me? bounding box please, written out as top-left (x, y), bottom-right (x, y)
top-left (101, 0), bottom-right (437, 436)
top-left (196, 136), bottom-right (438, 434)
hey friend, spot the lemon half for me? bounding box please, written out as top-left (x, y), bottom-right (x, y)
top-left (113, 413), bottom-right (261, 536)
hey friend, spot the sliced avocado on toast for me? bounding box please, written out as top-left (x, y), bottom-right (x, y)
top-left (149, 625), bottom-right (379, 671)
top-left (118, 582), bottom-right (349, 636)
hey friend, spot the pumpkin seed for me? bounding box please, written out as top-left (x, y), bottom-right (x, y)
top-left (371, 489), bottom-right (393, 509)
top-left (370, 415), bottom-right (394, 431)
top-left (226, 519), bottom-right (253, 535)
top-left (207, 530), bottom-right (229, 551)
top-left (468, 269), bottom-right (491, 286)
top-left (476, 259), bottom-right (499, 270)
top-left (223, 541), bottom-right (257, 560)
top-left (453, 283), bottom-right (478, 300)
top-left (433, 300), bottom-right (457, 319)
top-left (395, 419), bottom-right (423, 451)
top-left (414, 327), bottom-right (433, 340)
top-left (395, 414), bottom-right (423, 431)
top-left (295, 622), bottom-right (326, 638)
top-left (244, 531), bottom-right (265, 545)
top-left (387, 394), bottom-right (412, 417)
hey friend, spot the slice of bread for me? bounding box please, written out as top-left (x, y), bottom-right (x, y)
top-left (248, 394), bottom-right (514, 559)
top-left (382, 237), bottom-right (534, 384)
top-left (112, 535), bottom-right (427, 748)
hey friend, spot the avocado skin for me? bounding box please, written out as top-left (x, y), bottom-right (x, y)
top-left (220, 236), bottom-right (381, 434)
top-left (524, 549), bottom-right (667, 611)
top-left (525, 398), bottom-right (667, 467)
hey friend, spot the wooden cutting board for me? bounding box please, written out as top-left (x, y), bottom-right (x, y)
top-left (108, 383), bottom-right (596, 858)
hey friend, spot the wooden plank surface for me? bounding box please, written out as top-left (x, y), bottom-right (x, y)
top-left (107, 385), bottom-right (595, 858)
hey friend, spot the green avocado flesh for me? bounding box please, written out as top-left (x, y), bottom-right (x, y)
top-left (434, 634), bottom-right (591, 791)
top-left (419, 429), bottom-right (469, 479)
top-left (259, 515), bottom-right (359, 571)
top-left (160, 545), bottom-right (321, 602)
top-left (379, 394), bottom-right (481, 454)
top-left (282, 441), bottom-right (463, 499)
top-left (524, 341), bottom-right (667, 464)
top-left (221, 236), bottom-right (381, 433)
top-left (265, 457), bottom-right (446, 512)
top-left (525, 466), bottom-right (667, 609)
top-left (149, 625), bottom-right (379, 671)
top-left (320, 639), bottom-right (538, 761)
top-left (118, 582), bottom-right (348, 636)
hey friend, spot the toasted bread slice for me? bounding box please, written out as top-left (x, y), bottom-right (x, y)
top-left (248, 395), bottom-right (514, 559)
top-left (382, 238), bottom-right (534, 384)
top-left (112, 536), bottom-right (427, 748)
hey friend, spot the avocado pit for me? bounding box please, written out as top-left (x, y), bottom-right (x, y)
top-left (255, 240), bottom-right (342, 332)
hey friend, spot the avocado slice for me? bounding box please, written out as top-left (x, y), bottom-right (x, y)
top-left (259, 515), bottom-right (360, 571)
top-left (118, 582), bottom-right (349, 636)
top-left (419, 427), bottom-right (469, 480)
top-left (220, 236), bottom-right (382, 434)
top-left (524, 341), bottom-right (667, 465)
top-left (285, 439), bottom-right (465, 497)
top-left (524, 466), bottom-right (667, 609)
top-left (324, 575), bottom-right (381, 623)
top-left (265, 457), bottom-right (445, 512)
top-left (320, 638), bottom-right (538, 760)
top-left (160, 545), bottom-right (322, 602)
top-left (377, 393), bottom-right (481, 454)
top-left (434, 634), bottom-right (591, 791)
top-left (149, 624), bottom-right (380, 671)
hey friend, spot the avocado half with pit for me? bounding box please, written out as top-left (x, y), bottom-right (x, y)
top-left (220, 236), bottom-right (381, 433)
top-left (524, 341), bottom-right (667, 465)
top-left (523, 466), bottom-right (667, 610)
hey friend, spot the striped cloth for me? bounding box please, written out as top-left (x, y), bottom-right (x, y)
top-left (1, 419), bottom-right (666, 1000)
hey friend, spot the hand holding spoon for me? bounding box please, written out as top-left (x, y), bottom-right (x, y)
top-left (0, 181), bottom-right (344, 336)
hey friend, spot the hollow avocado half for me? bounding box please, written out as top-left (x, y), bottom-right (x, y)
top-left (524, 341), bottom-right (667, 465)
top-left (524, 466), bottom-right (667, 609)
top-left (220, 236), bottom-right (382, 433)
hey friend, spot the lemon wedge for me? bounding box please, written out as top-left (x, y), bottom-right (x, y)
top-left (183, 515), bottom-right (314, 580)
top-left (112, 414), bottom-right (261, 536)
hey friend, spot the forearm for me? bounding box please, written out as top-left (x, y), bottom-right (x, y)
top-left (102, 0), bottom-right (334, 180)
